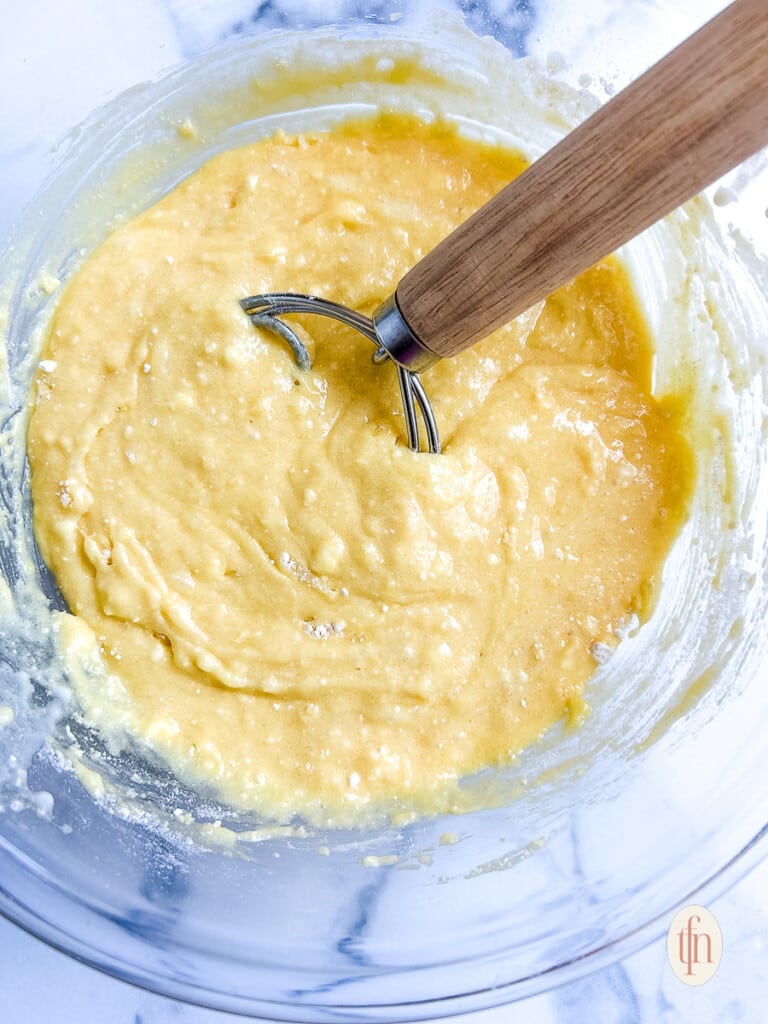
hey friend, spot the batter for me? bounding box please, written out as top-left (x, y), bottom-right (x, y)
top-left (27, 115), bottom-right (693, 824)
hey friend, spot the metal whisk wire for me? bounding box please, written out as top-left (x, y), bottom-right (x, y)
top-left (239, 293), bottom-right (440, 454)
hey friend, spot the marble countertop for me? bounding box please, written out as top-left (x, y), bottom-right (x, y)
top-left (2, 1), bottom-right (766, 1021)
top-left (2, 853), bottom-right (768, 1023)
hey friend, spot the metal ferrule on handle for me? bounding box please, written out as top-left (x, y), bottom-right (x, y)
top-left (372, 294), bottom-right (441, 374)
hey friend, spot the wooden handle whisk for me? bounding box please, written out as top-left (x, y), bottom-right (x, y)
top-left (244, 0), bottom-right (768, 452)
top-left (386, 0), bottom-right (768, 365)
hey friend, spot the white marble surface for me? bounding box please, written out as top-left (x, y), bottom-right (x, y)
top-left (2, 1), bottom-right (767, 1021)
top-left (1, 852), bottom-right (768, 1023)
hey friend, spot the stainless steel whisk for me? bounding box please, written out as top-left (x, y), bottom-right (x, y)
top-left (242, 0), bottom-right (767, 454)
top-left (240, 293), bottom-right (441, 453)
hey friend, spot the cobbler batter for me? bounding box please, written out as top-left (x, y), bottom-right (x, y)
top-left (27, 116), bottom-right (692, 822)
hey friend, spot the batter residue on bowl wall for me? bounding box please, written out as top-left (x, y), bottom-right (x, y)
top-left (27, 114), bottom-right (693, 825)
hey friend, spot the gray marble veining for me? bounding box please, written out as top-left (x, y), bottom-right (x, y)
top-left (0, 2), bottom-right (764, 1022)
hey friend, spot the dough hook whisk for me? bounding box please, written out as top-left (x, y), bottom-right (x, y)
top-left (242, 0), bottom-right (767, 453)
top-left (240, 292), bottom-right (441, 453)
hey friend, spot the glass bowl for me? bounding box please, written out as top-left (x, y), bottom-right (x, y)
top-left (2, 1), bottom-right (768, 1020)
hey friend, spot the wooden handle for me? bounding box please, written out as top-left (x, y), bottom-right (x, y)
top-left (396, 0), bottom-right (768, 359)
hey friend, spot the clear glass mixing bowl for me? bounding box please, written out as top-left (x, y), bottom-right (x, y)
top-left (2, 1), bottom-right (768, 1020)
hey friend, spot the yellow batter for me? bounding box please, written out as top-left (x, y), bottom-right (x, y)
top-left (27, 115), bottom-right (693, 824)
